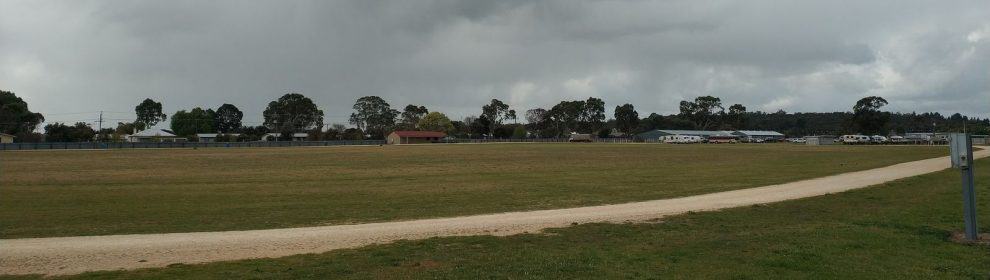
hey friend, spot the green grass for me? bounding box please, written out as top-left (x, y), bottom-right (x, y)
top-left (1, 143), bottom-right (945, 238)
top-left (8, 158), bottom-right (987, 279)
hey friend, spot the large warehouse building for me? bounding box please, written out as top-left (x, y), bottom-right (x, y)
top-left (731, 130), bottom-right (786, 142)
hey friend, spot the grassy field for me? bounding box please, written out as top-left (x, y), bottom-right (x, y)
top-left (1, 143), bottom-right (945, 238)
top-left (6, 158), bottom-right (986, 279)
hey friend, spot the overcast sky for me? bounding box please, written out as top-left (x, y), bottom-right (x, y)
top-left (2, 0), bottom-right (988, 127)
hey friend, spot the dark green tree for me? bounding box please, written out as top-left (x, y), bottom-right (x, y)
top-left (134, 98), bottom-right (167, 130)
top-left (511, 125), bottom-right (528, 139)
top-left (115, 122), bottom-right (139, 135)
top-left (399, 104), bottom-right (429, 130)
top-left (545, 100), bottom-right (585, 136)
top-left (0, 90), bottom-right (45, 136)
top-left (542, 98), bottom-right (606, 136)
top-left (851, 96), bottom-right (890, 134)
top-left (726, 104), bottom-right (747, 129)
top-left (466, 116), bottom-right (491, 137)
top-left (481, 99), bottom-right (515, 137)
top-left (614, 103), bottom-right (639, 135)
top-left (678, 96), bottom-right (724, 130)
top-left (170, 107), bottom-right (217, 137)
top-left (238, 125), bottom-right (270, 142)
top-left (579, 97), bottom-right (606, 133)
top-left (342, 128), bottom-right (365, 140)
top-left (44, 122), bottom-right (95, 142)
top-left (525, 108), bottom-right (549, 137)
top-left (263, 93), bottom-right (325, 133)
top-left (214, 104), bottom-right (243, 133)
top-left (638, 113), bottom-right (666, 131)
top-left (349, 96), bottom-right (398, 139)
top-left (417, 112), bottom-right (453, 132)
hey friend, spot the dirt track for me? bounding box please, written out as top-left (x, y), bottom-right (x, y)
top-left (3, 150), bottom-right (986, 276)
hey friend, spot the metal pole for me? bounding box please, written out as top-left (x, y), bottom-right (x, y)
top-left (961, 135), bottom-right (977, 241)
top-left (97, 111), bottom-right (104, 142)
top-left (950, 133), bottom-right (978, 241)
top-left (962, 159), bottom-right (977, 240)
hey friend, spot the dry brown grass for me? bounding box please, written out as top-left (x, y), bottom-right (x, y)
top-left (0, 143), bottom-right (945, 238)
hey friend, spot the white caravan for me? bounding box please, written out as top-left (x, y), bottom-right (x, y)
top-left (661, 135), bottom-right (703, 144)
top-left (841, 135), bottom-right (871, 144)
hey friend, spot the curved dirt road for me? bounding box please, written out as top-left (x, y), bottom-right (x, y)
top-left (3, 150), bottom-right (986, 276)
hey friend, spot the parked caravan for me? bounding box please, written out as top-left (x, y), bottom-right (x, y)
top-left (661, 135), bottom-right (703, 144)
top-left (841, 135), bottom-right (871, 144)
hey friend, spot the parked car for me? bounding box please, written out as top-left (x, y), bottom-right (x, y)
top-left (437, 136), bottom-right (458, 143)
top-left (788, 138), bottom-right (807, 144)
top-left (707, 136), bottom-right (738, 144)
top-left (871, 135), bottom-right (888, 144)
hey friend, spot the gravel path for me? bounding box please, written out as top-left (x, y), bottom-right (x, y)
top-left (3, 150), bottom-right (985, 276)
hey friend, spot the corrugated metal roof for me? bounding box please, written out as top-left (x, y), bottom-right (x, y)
top-left (657, 130), bottom-right (734, 136)
top-left (131, 129), bottom-right (177, 137)
top-left (264, 133), bottom-right (309, 138)
top-left (196, 133), bottom-right (241, 138)
top-left (732, 130), bottom-right (785, 137)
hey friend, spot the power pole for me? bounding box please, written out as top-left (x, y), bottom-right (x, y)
top-left (97, 111), bottom-right (104, 141)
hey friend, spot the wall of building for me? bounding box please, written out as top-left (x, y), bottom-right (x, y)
top-left (806, 137), bottom-right (835, 145)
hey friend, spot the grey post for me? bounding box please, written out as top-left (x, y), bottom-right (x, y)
top-left (949, 133), bottom-right (978, 241)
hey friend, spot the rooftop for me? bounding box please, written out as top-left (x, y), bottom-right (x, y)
top-left (265, 133), bottom-right (309, 138)
top-left (131, 129), bottom-right (177, 137)
top-left (196, 133), bottom-right (242, 138)
top-left (656, 130), bottom-right (734, 137)
top-left (732, 130), bottom-right (785, 137)
top-left (391, 131), bottom-right (447, 138)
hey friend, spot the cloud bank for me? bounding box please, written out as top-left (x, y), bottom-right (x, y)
top-left (2, 0), bottom-right (988, 126)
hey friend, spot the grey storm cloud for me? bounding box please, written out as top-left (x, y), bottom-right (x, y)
top-left (1, 0), bottom-right (988, 127)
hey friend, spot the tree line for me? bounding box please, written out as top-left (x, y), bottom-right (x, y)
top-left (1, 89), bottom-right (987, 143)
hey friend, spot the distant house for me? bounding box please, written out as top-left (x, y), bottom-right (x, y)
top-left (731, 130), bottom-right (786, 142)
top-left (261, 133), bottom-right (308, 142)
top-left (387, 131), bottom-right (446, 144)
top-left (0, 133), bottom-right (14, 143)
top-left (127, 129), bottom-right (187, 143)
top-left (196, 133), bottom-right (241, 143)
